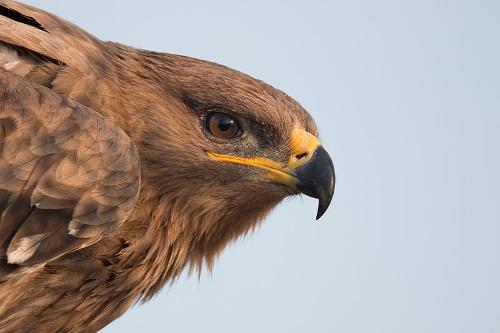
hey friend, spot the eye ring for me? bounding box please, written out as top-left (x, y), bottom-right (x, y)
top-left (204, 112), bottom-right (241, 140)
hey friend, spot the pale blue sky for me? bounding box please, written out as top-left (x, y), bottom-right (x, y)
top-left (23, 1), bottom-right (500, 332)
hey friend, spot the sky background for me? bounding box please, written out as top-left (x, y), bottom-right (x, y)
top-left (22, 1), bottom-right (500, 332)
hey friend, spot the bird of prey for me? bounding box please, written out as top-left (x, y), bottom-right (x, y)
top-left (0, 1), bottom-right (335, 332)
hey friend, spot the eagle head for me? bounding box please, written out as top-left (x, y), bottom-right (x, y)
top-left (125, 50), bottom-right (336, 266)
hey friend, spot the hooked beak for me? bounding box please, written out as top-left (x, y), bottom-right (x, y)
top-left (294, 145), bottom-right (335, 219)
top-left (207, 128), bottom-right (335, 220)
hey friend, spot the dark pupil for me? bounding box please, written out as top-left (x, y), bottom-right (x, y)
top-left (218, 117), bottom-right (233, 132)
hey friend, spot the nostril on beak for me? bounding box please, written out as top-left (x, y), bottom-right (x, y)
top-left (295, 152), bottom-right (308, 160)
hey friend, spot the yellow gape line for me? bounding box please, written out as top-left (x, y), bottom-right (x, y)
top-left (207, 128), bottom-right (321, 188)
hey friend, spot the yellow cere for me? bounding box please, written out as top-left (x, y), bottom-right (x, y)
top-left (288, 128), bottom-right (320, 168)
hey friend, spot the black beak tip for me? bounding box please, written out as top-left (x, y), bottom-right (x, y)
top-left (316, 209), bottom-right (325, 221)
top-left (315, 177), bottom-right (335, 220)
top-left (295, 145), bottom-right (335, 221)
top-left (315, 164), bottom-right (335, 220)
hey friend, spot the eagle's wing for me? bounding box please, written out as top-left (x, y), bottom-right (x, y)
top-left (0, 68), bottom-right (140, 279)
top-left (0, 0), bottom-right (110, 110)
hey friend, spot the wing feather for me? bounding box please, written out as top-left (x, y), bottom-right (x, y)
top-left (0, 0), bottom-right (111, 115)
top-left (0, 68), bottom-right (140, 279)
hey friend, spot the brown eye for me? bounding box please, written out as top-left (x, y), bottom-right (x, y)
top-left (205, 112), bottom-right (241, 139)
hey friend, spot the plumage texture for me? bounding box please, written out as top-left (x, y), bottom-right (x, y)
top-left (0, 1), bottom-right (329, 332)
